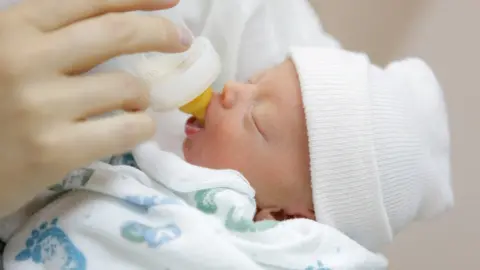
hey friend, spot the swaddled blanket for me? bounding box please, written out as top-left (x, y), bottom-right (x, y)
top-left (3, 141), bottom-right (387, 270)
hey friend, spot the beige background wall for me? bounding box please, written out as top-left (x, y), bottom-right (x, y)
top-left (310, 0), bottom-right (480, 269)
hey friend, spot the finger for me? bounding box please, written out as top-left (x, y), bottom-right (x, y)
top-left (37, 72), bottom-right (150, 120)
top-left (13, 0), bottom-right (179, 31)
top-left (46, 12), bottom-right (191, 73)
top-left (57, 112), bottom-right (155, 166)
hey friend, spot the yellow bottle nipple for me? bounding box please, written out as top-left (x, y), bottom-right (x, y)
top-left (179, 87), bottom-right (213, 123)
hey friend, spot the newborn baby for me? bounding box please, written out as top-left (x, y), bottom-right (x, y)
top-left (183, 47), bottom-right (453, 250)
top-left (1, 47), bottom-right (452, 270)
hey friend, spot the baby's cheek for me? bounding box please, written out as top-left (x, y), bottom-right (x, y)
top-left (213, 121), bottom-right (241, 139)
top-left (188, 116), bottom-right (253, 168)
top-left (206, 143), bottom-right (252, 171)
top-left (184, 137), bottom-right (234, 168)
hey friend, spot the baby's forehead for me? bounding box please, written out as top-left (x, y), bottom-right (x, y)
top-left (255, 62), bottom-right (303, 106)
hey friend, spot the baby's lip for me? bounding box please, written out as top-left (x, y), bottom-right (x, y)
top-left (185, 116), bottom-right (204, 138)
top-left (184, 93), bottom-right (216, 138)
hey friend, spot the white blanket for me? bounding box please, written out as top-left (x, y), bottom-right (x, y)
top-left (3, 142), bottom-right (387, 270)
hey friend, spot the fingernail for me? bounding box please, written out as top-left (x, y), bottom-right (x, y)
top-left (178, 27), bottom-right (193, 47)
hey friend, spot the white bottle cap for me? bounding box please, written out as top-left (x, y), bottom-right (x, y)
top-left (134, 37), bottom-right (222, 111)
top-left (90, 36), bottom-right (221, 112)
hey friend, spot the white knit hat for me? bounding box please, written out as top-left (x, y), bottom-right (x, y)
top-left (289, 47), bottom-right (453, 251)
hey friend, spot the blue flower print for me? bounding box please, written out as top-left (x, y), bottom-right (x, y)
top-left (121, 221), bottom-right (182, 248)
top-left (15, 218), bottom-right (86, 270)
top-left (123, 195), bottom-right (182, 213)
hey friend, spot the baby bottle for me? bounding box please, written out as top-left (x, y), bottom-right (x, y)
top-left (94, 9), bottom-right (221, 123)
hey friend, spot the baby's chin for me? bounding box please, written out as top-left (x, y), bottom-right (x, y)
top-left (182, 138), bottom-right (194, 162)
top-left (182, 138), bottom-right (227, 170)
top-left (182, 138), bottom-right (206, 166)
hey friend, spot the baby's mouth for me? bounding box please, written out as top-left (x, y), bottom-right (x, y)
top-left (185, 116), bottom-right (205, 138)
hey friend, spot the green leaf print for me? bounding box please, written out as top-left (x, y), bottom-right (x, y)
top-left (225, 207), bottom-right (252, 232)
top-left (194, 189), bottom-right (220, 214)
top-left (253, 220), bottom-right (279, 232)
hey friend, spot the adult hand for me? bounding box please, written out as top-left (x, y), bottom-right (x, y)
top-left (0, 0), bottom-right (191, 214)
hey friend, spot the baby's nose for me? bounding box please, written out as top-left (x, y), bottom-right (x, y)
top-left (221, 81), bottom-right (241, 109)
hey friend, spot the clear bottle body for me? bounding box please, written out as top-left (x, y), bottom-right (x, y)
top-left (93, 9), bottom-right (221, 121)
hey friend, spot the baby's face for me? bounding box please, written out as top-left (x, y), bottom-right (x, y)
top-left (183, 60), bottom-right (314, 220)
